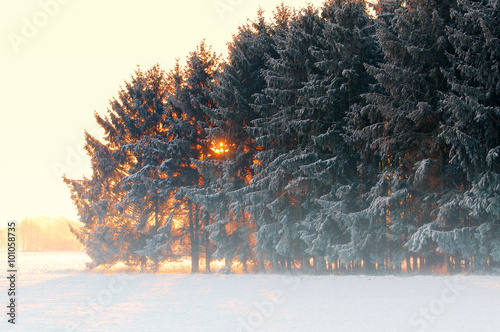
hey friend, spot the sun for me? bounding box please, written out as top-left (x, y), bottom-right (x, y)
top-left (210, 141), bottom-right (229, 155)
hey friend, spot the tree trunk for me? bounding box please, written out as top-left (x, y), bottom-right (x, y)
top-left (189, 202), bottom-right (199, 273)
top-left (316, 257), bottom-right (326, 274)
top-left (204, 228), bottom-right (211, 274)
top-left (364, 258), bottom-right (375, 274)
top-left (153, 194), bottom-right (160, 273)
top-left (444, 253), bottom-right (451, 273)
top-left (242, 257), bottom-right (248, 274)
top-left (301, 256), bottom-right (307, 272)
top-left (259, 257), bottom-right (265, 273)
top-left (140, 256), bottom-right (147, 273)
top-left (225, 256), bottom-right (232, 274)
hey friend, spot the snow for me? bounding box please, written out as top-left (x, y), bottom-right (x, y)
top-left (1, 252), bottom-right (500, 331)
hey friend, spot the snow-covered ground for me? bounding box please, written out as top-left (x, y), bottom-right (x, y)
top-left (1, 252), bottom-right (499, 332)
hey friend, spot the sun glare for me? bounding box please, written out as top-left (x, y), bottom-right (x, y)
top-left (210, 141), bottom-right (229, 155)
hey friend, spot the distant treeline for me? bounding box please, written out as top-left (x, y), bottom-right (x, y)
top-left (66, 0), bottom-right (500, 274)
top-left (0, 217), bottom-right (83, 251)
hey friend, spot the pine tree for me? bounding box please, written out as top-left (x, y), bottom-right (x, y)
top-left (202, 11), bottom-right (276, 273)
top-left (422, 0), bottom-right (500, 271)
top-left (165, 41), bottom-right (221, 273)
top-left (355, 0), bottom-right (455, 271)
top-left (296, 0), bottom-right (383, 272)
top-left (115, 65), bottom-right (181, 272)
top-left (65, 133), bottom-right (128, 268)
top-left (243, 4), bottom-right (328, 271)
top-left (65, 66), bottom-right (169, 269)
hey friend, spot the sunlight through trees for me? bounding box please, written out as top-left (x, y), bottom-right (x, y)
top-left (65, 0), bottom-right (500, 274)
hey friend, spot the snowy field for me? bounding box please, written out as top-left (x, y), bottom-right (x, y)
top-left (1, 252), bottom-right (500, 332)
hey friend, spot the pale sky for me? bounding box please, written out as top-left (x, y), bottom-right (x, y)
top-left (0, 0), bottom-right (346, 224)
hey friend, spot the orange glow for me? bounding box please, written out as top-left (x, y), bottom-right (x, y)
top-left (210, 141), bottom-right (229, 155)
top-left (430, 263), bottom-right (449, 275)
top-left (401, 258), bottom-right (407, 273)
top-left (245, 172), bottom-right (252, 184)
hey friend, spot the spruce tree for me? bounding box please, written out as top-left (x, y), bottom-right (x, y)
top-left (65, 66), bottom-right (169, 269)
top-left (299, 0), bottom-right (383, 272)
top-left (424, 0), bottom-right (500, 270)
top-left (202, 12), bottom-right (276, 273)
top-left (356, 0), bottom-right (455, 271)
top-left (165, 42), bottom-right (221, 273)
top-left (244, 4), bottom-right (326, 271)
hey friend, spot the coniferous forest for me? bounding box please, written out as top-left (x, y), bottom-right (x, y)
top-left (65, 0), bottom-right (500, 274)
